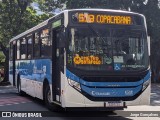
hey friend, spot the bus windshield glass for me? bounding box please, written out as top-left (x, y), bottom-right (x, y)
top-left (67, 26), bottom-right (149, 71)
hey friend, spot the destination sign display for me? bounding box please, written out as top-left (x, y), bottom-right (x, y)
top-left (72, 12), bottom-right (132, 25)
top-left (73, 55), bottom-right (101, 65)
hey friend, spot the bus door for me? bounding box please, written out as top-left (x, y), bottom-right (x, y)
top-left (12, 42), bottom-right (16, 86)
top-left (52, 28), bottom-right (65, 102)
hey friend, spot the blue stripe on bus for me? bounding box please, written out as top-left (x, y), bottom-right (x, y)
top-left (66, 69), bottom-right (151, 87)
top-left (16, 59), bottom-right (52, 84)
top-left (81, 84), bottom-right (142, 97)
top-left (66, 69), bottom-right (80, 83)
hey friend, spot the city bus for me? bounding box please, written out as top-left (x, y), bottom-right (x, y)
top-left (9, 9), bottom-right (151, 111)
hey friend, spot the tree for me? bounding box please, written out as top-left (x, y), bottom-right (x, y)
top-left (0, 0), bottom-right (50, 83)
top-left (35, 0), bottom-right (63, 14)
top-left (0, 51), bottom-right (5, 63)
top-left (145, 0), bottom-right (160, 82)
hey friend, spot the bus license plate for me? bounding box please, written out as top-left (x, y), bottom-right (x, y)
top-left (106, 101), bottom-right (124, 107)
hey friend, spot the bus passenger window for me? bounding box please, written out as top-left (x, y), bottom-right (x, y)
top-left (41, 29), bottom-right (51, 57)
top-left (34, 32), bottom-right (40, 58)
top-left (10, 42), bottom-right (13, 60)
top-left (17, 40), bottom-right (20, 59)
top-left (20, 38), bottom-right (27, 59)
top-left (27, 37), bottom-right (33, 59)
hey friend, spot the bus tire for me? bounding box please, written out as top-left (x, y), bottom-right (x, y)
top-left (44, 84), bottom-right (60, 111)
top-left (17, 77), bottom-right (25, 96)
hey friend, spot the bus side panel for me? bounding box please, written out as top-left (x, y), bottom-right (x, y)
top-left (62, 82), bottom-right (86, 107)
top-left (15, 59), bottom-right (52, 100)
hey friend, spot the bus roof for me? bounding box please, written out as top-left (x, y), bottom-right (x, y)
top-left (67, 9), bottom-right (142, 15)
top-left (10, 17), bottom-right (52, 42)
top-left (10, 9), bottom-right (144, 42)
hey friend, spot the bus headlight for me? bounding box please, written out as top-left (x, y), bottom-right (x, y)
top-left (68, 79), bottom-right (81, 91)
top-left (142, 80), bottom-right (150, 91)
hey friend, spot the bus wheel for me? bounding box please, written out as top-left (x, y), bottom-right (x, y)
top-left (17, 78), bottom-right (25, 96)
top-left (44, 84), bottom-right (59, 111)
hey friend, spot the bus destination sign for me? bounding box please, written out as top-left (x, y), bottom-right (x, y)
top-left (73, 13), bottom-right (132, 25)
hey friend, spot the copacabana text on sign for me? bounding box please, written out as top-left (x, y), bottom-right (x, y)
top-left (78, 13), bottom-right (132, 25)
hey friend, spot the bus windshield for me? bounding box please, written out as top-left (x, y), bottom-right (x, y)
top-left (67, 26), bottom-right (149, 71)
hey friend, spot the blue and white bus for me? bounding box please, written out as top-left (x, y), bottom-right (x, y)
top-left (9, 9), bottom-right (151, 111)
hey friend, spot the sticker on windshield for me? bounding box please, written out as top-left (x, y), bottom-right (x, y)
top-left (113, 56), bottom-right (124, 63)
top-left (122, 65), bottom-right (145, 68)
top-left (104, 57), bottom-right (112, 64)
top-left (114, 64), bottom-right (121, 71)
top-left (73, 55), bottom-right (101, 65)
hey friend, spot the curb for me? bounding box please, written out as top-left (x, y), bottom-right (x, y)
top-left (0, 81), bottom-right (11, 86)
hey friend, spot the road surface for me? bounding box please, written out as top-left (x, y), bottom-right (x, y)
top-left (0, 83), bottom-right (160, 120)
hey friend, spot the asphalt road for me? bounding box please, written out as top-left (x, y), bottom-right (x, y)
top-left (0, 83), bottom-right (160, 120)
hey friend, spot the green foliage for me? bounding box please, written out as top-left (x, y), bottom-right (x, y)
top-left (64, 0), bottom-right (127, 9)
top-left (0, 51), bottom-right (5, 63)
top-left (35, 0), bottom-right (63, 13)
top-left (36, 0), bottom-right (132, 11)
top-left (20, 6), bottom-right (51, 32)
top-left (0, 0), bottom-right (27, 46)
top-left (0, 0), bottom-right (50, 47)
